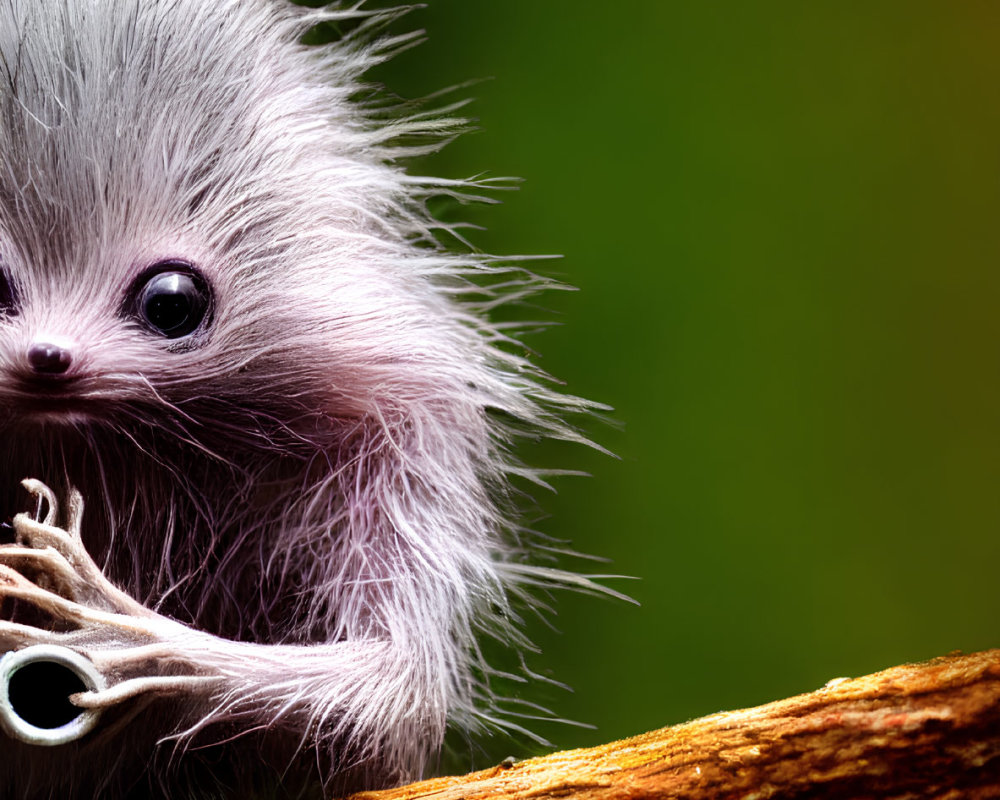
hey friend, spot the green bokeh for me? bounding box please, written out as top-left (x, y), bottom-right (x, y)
top-left (369, 1), bottom-right (1000, 761)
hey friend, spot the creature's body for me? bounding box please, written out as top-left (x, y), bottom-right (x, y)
top-left (0, 2), bottom-right (589, 798)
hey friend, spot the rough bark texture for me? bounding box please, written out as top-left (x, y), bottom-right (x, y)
top-left (348, 649), bottom-right (1000, 800)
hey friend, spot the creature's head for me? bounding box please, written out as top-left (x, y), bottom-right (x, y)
top-left (0, 0), bottom-right (582, 645)
top-left (0, 1), bottom-right (438, 458)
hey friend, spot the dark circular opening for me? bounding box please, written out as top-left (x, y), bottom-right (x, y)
top-left (7, 660), bottom-right (87, 729)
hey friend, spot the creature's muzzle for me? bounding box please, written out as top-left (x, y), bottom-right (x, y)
top-left (0, 645), bottom-right (105, 745)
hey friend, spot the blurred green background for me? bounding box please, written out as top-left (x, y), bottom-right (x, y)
top-left (365, 1), bottom-right (1000, 766)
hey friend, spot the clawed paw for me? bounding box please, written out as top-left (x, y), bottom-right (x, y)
top-left (2, 479), bottom-right (150, 619)
top-left (0, 480), bottom-right (167, 663)
top-left (0, 480), bottom-right (223, 734)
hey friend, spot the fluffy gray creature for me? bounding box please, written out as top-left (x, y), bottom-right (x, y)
top-left (0, 1), bottom-right (596, 797)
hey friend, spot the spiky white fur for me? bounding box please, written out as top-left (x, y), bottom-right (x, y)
top-left (0, 1), bottom-right (595, 797)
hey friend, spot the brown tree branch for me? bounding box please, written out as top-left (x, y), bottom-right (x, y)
top-left (349, 649), bottom-right (1000, 800)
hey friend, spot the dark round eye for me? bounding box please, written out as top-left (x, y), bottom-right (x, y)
top-left (133, 264), bottom-right (211, 339)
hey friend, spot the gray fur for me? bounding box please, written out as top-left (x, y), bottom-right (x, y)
top-left (0, 2), bottom-right (596, 797)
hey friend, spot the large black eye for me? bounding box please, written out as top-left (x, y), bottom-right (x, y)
top-left (133, 264), bottom-right (211, 339)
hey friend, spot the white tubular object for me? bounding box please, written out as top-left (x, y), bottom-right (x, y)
top-left (0, 645), bottom-right (106, 746)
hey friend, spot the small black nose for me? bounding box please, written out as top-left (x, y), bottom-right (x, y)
top-left (27, 342), bottom-right (73, 375)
